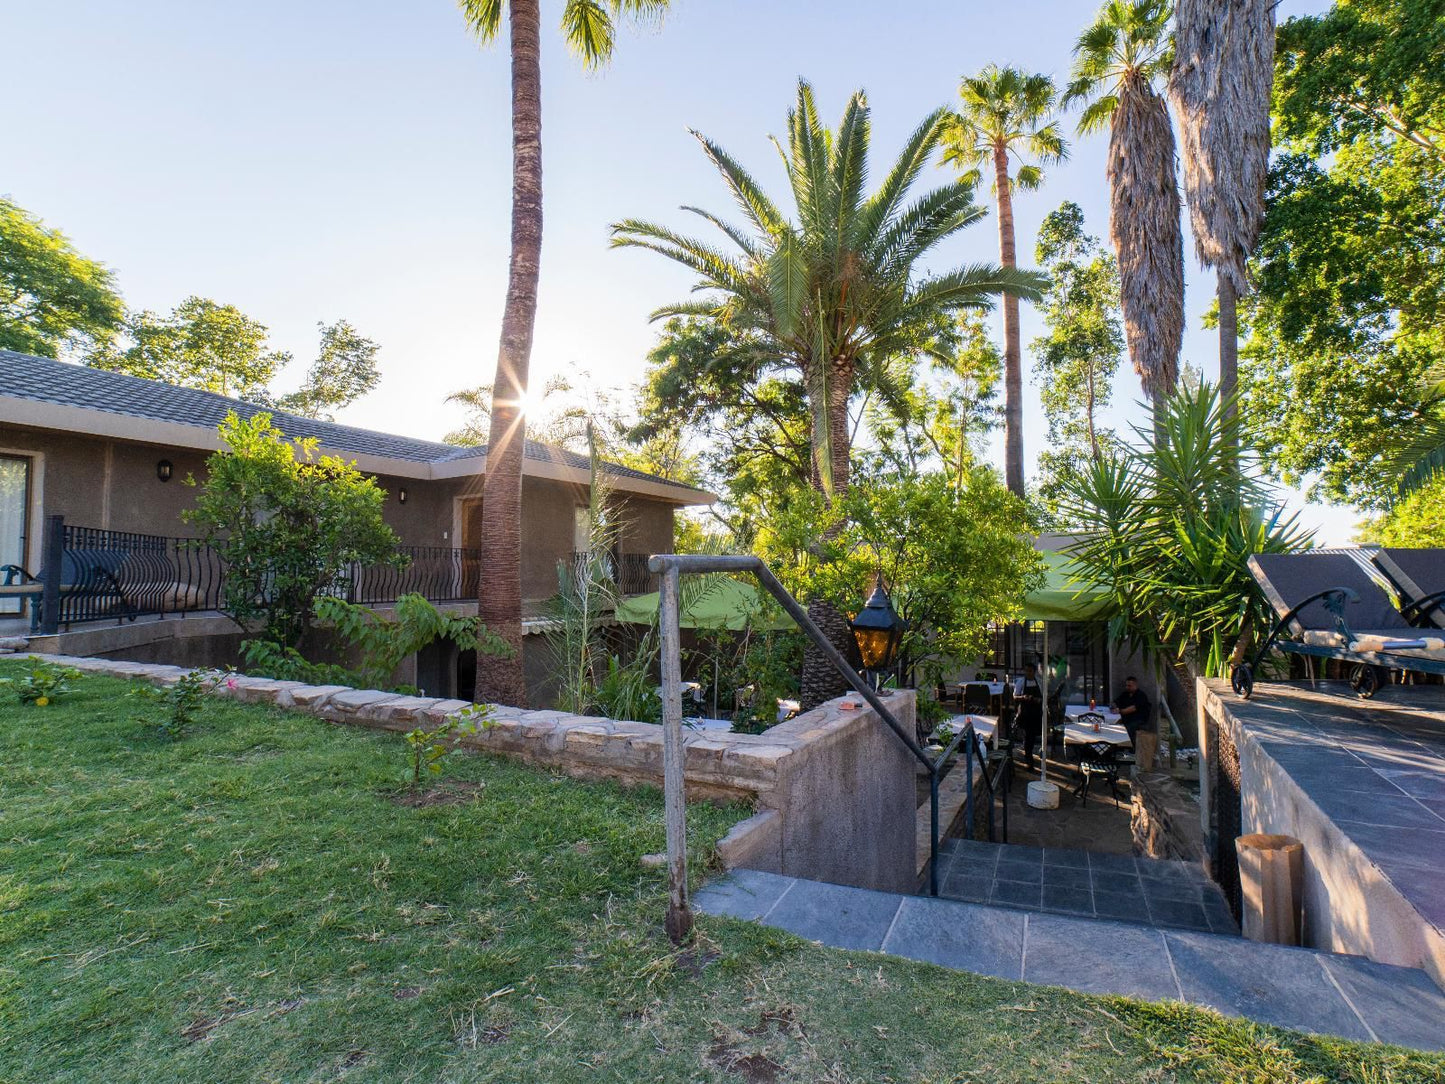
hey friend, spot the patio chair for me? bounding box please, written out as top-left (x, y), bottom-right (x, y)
top-left (1073, 734), bottom-right (1123, 806)
top-left (1372, 548), bottom-right (1445, 630)
top-left (962, 682), bottom-right (992, 714)
top-left (1232, 550), bottom-right (1445, 700)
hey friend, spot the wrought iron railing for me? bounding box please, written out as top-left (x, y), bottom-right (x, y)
top-left (347, 546), bottom-right (480, 605)
top-left (23, 517), bottom-right (483, 632)
top-left (564, 551), bottom-right (656, 597)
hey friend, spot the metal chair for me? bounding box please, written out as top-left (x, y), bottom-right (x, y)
top-left (1074, 737), bottom-right (1123, 806)
top-left (962, 682), bottom-right (992, 714)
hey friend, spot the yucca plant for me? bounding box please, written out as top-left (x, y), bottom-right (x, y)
top-left (1057, 383), bottom-right (1309, 702)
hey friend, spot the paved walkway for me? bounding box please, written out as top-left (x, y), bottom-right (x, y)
top-left (937, 839), bottom-right (1237, 936)
top-left (696, 868), bottom-right (1445, 1051)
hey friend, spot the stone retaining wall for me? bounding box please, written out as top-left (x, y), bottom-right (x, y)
top-left (1131, 771), bottom-right (1206, 863)
top-left (33, 654), bottom-right (920, 894)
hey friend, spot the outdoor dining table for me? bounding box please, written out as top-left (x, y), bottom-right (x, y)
top-left (945, 713), bottom-right (1000, 748)
top-left (1061, 711), bottom-right (1132, 747)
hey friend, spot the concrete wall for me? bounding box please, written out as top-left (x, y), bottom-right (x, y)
top-left (37, 650), bottom-right (919, 897)
top-left (1198, 679), bottom-right (1445, 988)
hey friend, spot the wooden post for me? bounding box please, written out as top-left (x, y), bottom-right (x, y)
top-left (658, 564), bottom-right (693, 944)
top-left (1236, 833), bottom-right (1304, 945)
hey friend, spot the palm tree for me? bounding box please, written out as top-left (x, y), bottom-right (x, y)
top-left (1064, 0), bottom-right (1184, 405)
top-left (942, 66), bottom-right (1068, 496)
top-left (457, 0), bottom-right (669, 705)
top-left (612, 79), bottom-right (1043, 500)
top-left (1169, 0), bottom-right (1276, 412)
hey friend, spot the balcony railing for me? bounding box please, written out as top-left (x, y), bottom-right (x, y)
top-left (564, 551), bottom-right (657, 598)
top-left (14, 517), bottom-right (484, 632)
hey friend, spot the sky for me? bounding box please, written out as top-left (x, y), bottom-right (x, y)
top-left (4, 0), bottom-right (1353, 541)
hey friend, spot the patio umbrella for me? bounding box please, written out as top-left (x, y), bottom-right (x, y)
top-left (1023, 551), bottom-right (1115, 622)
top-left (614, 578), bottom-right (796, 632)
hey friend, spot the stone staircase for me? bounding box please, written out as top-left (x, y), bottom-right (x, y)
top-left (696, 865), bottom-right (1445, 1051)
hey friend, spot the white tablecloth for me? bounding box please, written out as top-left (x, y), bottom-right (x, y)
top-left (960, 681), bottom-right (1007, 697)
top-left (1063, 718), bottom-right (1132, 746)
top-left (945, 713), bottom-right (999, 747)
top-left (1063, 704), bottom-right (1123, 725)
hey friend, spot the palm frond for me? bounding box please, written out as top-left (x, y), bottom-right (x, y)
top-left (457, 0), bottom-right (503, 41)
top-left (560, 0), bottom-right (616, 68)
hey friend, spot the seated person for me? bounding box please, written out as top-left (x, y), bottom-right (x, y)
top-left (1112, 675), bottom-right (1152, 747)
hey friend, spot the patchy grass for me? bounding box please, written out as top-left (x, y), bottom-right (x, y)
top-left (1, 664), bottom-right (1442, 1084)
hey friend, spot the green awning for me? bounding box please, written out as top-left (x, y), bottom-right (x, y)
top-left (614, 577), bottom-right (796, 631)
top-left (1023, 551), bottom-right (1115, 622)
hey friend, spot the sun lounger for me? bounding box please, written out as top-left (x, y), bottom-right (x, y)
top-left (1372, 548), bottom-right (1445, 630)
top-left (1232, 550), bottom-right (1445, 699)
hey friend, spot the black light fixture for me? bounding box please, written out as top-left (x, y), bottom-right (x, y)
top-left (156, 459), bottom-right (173, 482)
top-left (850, 579), bottom-right (906, 691)
top-left (397, 487), bottom-right (407, 505)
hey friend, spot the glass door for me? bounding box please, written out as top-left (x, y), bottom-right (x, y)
top-left (0, 456), bottom-right (31, 614)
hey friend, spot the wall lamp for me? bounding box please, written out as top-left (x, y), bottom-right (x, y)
top-left (156, 459), bottom-right (173, 482)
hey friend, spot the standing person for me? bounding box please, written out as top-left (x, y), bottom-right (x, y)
top-left (1015, 662), bottom-right (1044, 772)
top-left (1113, 675), bottom-right (1152, 748)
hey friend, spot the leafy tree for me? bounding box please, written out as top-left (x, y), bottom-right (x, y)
top-left (0, 197), bottom-right (123, 357)
top-left (1240, 0), bottom-right (1445, 508)
top-left (754, 466), bottom-right (1042, 688)
top-left (92, 296), bottom-right (289, 401)
top-left (1030, 202), bottom-right (1123, 504)
top-left (1058, 384), bottom-right (1308, 715)
top-left (277, 321), bottom-right (381, 420)
top-left (1357, 473), bottom-right (1445, 549)
top-left (942, 65), bottom-right (1067, 495)
top-left (612, 79), bottom-right (1042, 500)
top-left (1064, 0), bottom-right (1183, 404)
top-left (185, 412), bottom-right (401, 647)
top-left (457, 0), bottom-right (674, 706)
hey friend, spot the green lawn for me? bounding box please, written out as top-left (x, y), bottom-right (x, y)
top-left (2, 664), bottom-right (1442, 1084)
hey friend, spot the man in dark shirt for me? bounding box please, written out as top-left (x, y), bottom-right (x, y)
top-left (1015, 663), bottom-right (1043, 771)
top-left (1113, 676), bottom-right (1152, 748)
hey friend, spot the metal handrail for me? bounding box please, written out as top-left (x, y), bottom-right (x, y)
top-left (648, 552), bottom-right (976, 942)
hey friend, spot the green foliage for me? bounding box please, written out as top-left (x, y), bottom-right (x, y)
top-left (243, 593), bottom-right (510, 694)
top-left (756, 467), bottom-right (1041, 683)
top-left (1062, 0), bottom-right (1174, 134)
top-left (0, 656), bottom-right (81, 705)
top-left (127, 667), bottom-right (234, 740)
top-left (942, 65), bottom-right (1067, 193)
top-left (185, 412), bottom-right (402, 646)
top-left (1241, 0), bottom-right (1445, 509)
top-left (592, 643), bottom-right (662, 725)
top-left (1059, 384), bottom-right (1310, 680)
top-left (724, 626), bottom-right (804, 734)
top-left (276, 320), bottom-right (381, 421)
top-left (0, 197), bottom-right (124, 357)
top-left (1357, 473), bottom-right (1445, 548)
top-left (91, 296), bottom-right (289, 402)
top-left (403, 705), bottom-right (491, 787)
top-left (613, 79), bottom-right (1043, 497)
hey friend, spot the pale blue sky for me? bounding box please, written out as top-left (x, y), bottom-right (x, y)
top-left (4, 0), bottom-right (1350, 539)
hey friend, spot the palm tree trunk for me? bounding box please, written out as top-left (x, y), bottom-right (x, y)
top-left (993, 144), bottom-right (1024, 496)
top-left (1218, 270), bottom-right (1238, 420)
top-left (475, 0), bottom-right (542, 707)
top-left (826, 355), bottom-right (853, 496)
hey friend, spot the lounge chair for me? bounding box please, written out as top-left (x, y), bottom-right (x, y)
top-left (1232, 550), bottom-right (1445, 699)
top-left (1372, 548), bottom-right (1445, 630)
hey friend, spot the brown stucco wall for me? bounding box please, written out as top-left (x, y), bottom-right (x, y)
top-left (0, 423), bottom-right (679, 602)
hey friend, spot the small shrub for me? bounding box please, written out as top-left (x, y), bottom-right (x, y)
top-left (128, 668), bottom-right (235, 740)
top-left (0, 656), bottom-right (81, 706)
top-left (593, 649), bottom-right (661, 724)
top-left (403, 704), bottom-right (492, 787)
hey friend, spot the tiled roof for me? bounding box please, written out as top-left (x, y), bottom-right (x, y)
top-left (0, 350), bottom-right (678, 487)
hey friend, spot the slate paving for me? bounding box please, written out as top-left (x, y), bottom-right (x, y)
top-left (696, 868), bottom-right (1445, 1051)
top-left (936, 838), bottom-right (1238, 935)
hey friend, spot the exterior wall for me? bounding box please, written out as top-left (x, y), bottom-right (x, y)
top-left (0, 423), bottom-right (680, 602)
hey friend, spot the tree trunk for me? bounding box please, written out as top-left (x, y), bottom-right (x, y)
top-left (993, 144), bottom-right (1024, 497)
top-left (799, 597), bottom-right (860, 712)
top-left (475, 0), bottom-right (542, 707)
top-left (1218, 269), bottom-right (1238, 423)
top-left (826, 355), bottom-right (854, 496)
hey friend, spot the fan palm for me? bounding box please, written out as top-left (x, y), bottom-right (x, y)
top-left (1170, 0), bottom-right (1276, 410)
top-left (457, 0), bottom-right (669, 704)
top-left (1065, 0), bottom-right (1184, 404)
top-left (612, 79), bottom-right (1044, 499)
top-left (942, 66), bottom-right (1068, 496)
top-left (1385, 361), bottom-right (1445, 494)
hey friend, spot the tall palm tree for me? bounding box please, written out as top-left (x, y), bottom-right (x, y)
top-left (1169, 0), bottom-right (1276, 413)
top-left (457, 0), bottom-right (668, 705)
top-left (612, 79), bottom-right (1043, 500)
top-left (941, 66), bottom-right (1068, 496)
top-left (1064, 0), bottom-right (1184, 405)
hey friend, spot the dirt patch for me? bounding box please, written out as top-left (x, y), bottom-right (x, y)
top-left (392, 986), bottom-right (423, 1000)
top-left (708, 1041), bottom-right (783, 1084)
top-left (181, 1004), bottom-right (254, 1042)
top-left (339, 1049), bottom-right (368, 1069)
top-left (391, 781), bottom-right (486, 808)
top-left (455, 1018), bottom-right (512, 1050)
top-left (676, 947), bottom-right (720, 977)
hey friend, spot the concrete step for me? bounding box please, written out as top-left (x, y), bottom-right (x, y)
top-left (695, 868), bottom-right (1445, 1052)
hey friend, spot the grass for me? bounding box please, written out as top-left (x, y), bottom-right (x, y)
top-left (1, 663), bottom-right (1442, 1084)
